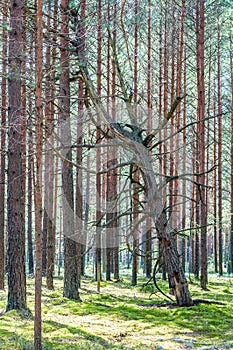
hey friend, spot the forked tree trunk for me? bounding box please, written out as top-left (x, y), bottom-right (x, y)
top-left (134, 143), bottom-right (193, 307)
top-left (156, 210), bottom-right (193, 306)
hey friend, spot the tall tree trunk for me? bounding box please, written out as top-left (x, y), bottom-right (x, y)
top-left (27, 115), bottom-right (34, 275)
top-left (181, 45), bottom-right (187, 271)
top-left (145, 0), bottom-right (152, 279)
top-left (95, 0), bottom-right (102, 289)
top-left (131, 0), bottom-right (139, 286)
top-left (230, 35), bottom-right (233, 274)
top-left (60, 0), bottom-right (80, 300)
top-left (76, 0), bottom-right (86, 278)
top-left (7, 0), bottom-right (26, 311)
top-left (42, 198), bottom-right (48, 276)
top-left (217, 26), bottom-right (223, 276)
top-left (112, 3), bottom-right (119, 281)
top-left (46, 0), bottom-right (58, 289)
top-left (169, 0), bottom-right (176, 228)
top-left (213, 86), bottom-right (218, 273)
top-left (27, 40), bottom-right (34, 275)
top-left (0, 2), bottom-right (7, 289)
top-left (76, 83), bottom-right (83, 279)
top-left (162, 3), bottom-right (168, 281)
top-left (34, 0), bottom-right (43, 347)
top-left (196, 0), bottom-right (207, 289)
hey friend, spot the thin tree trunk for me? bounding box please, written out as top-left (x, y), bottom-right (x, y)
top-left (213, 86), bottom-right (218, 273)
top-left (76, 0), bottom-right (86, 279)
top-left (230, 35), bottom-right (233, 274)
top-left (162, 3), bottom-right (168, 281)
top-left (196, 0), bottom-right (207, 289)
top-left (46, 0), bottom-right (58, 287)
top-left (83, 149), bottom-right (90, 274)
top-left (0, 2), bottom-right (7, 289)
top-left (181, 45), bottom-right (187, 271)
top-left (145, 0), bottom-right (152, 279)
top-left (45, 151), bottom-right (55, 289)
top-left (27, 115), bottom-right (34, 275)
top-left (112, 3), bottom-right (119, 281)
top-left (169, 0), bottom-right (176, 227)
top-left (96, 0), bottom-right (102, 289)
top-left (76, 87), bottom-right (83, 278)
top-left (42, 198), bottom-right (48, 277)
top-left (27, 39), bottom-right (34, 275)
top-left (132, 168), bottom-right (139, 286)
top-left (34, 0), bottom-right (43, 347)
top-left (217, 26), bottom-right (223, 276)
top-left (131, 0), bottom-right (139, 286)
top-left (57, 204), bottom-right (62, 276)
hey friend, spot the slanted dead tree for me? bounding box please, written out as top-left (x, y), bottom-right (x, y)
top-left (70, 20), bottom-right (193, 307)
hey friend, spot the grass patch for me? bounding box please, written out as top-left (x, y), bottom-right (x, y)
top-left (0, 275), bottom-right (232, 349)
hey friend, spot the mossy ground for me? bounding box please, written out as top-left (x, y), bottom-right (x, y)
top-left (0, 274), bottom-right (232, 349)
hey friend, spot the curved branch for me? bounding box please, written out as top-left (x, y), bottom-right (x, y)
top-left (153, 258), bottom-right (174, 302)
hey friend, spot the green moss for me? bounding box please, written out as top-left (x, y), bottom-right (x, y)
top-left (0, 275), bottom-right (232, 349)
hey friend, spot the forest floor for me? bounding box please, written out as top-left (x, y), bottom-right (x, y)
top-left (0, 274), bottom-right (232, 350)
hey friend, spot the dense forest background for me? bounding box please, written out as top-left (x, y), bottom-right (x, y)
top-left (0, 0), bottom-right (233, 348)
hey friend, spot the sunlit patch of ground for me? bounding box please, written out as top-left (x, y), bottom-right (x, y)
top-left (0, 275), bottom-right (232, 349)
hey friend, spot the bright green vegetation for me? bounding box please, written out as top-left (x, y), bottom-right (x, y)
top-left (0, 276), bottom-right (232, 349)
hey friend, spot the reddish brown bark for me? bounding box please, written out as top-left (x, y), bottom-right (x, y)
top-left (27, 41), bottom-right (34, 275)
top-left (196, 0), bottom-right (207, 289)
top-left (181, 46), bottom-right (187, 271)
top-left (76, 0), bottom-right (85, 274)
top-left (112, 2), bottom-right (119, 281)
top-left (131, 168), bottom-right (139, 286)
top-left (7, 0), bottom-right (26, 311)
top-left (75, 1), bottom-right (85, 281)
top-left (34, 0), bottom-right (43, 347)
top-left (27, 119), bottom-right (34, 275)
top-left (0, 2), bottom-right (7, 289)
top-left (46, 0), bottom-right (58, 289)
top-left (96, 0), bottom-right (102, 289)
top-left (145, 0), bottom-right (152, 279)
top-left (131, 0), bottom-right (139, 286)
top-left (169, 0), bottom-right (176, 224)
